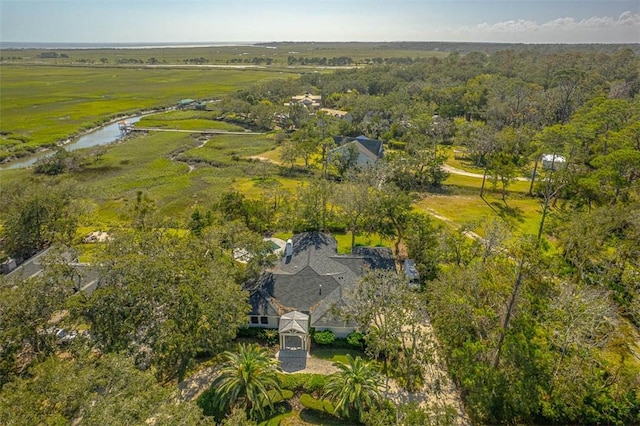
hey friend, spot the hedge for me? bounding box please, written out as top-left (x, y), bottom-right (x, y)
top-left (313, 330), bottom-right (335, 345)
top-left (300, 393), bottom-right (335, 414)
top-left (277, 373), bottom-right (328, 395)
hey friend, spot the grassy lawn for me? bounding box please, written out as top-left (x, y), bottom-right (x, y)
top-left (443, 172), bottom-right (532, 194)
top-left (234, 176), bottom-right (304, 198)
top-left (310, 347), bottom-right (366, 364)
top-left (416, 192), bottom-right (542, 237)
top-left (332, 233), bottom-right (394, 254)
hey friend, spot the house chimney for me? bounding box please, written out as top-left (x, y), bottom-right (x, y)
top-left (285, 239), bottom-right (293, 257)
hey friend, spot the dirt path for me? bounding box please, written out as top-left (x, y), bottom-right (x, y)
top-left (443, 164), bottom-right (529, 181)
top-left (132, 127), bottom-right (263, 135)
top-left (420, 203), bottom-right (482, 241)
top-left (178, 365), bottom-right (219, 401)
top-left (248, 155), bottom-right (279, 164)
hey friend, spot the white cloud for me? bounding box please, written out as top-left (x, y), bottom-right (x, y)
top-left (447, 12), bottom-right (640, 43)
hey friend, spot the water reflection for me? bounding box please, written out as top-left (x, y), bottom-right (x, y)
top-left (0, 116), bottom-right (143, 171)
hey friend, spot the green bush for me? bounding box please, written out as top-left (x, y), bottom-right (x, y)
top-left (304, 375), bottom-right (328, 395)
top-left (313, 330), bottom-right (335, 345)
top-left (236, 326), bottom-right (262, 339)
top-left (326, 222), bottom-right (347, 233)
top-left (300, 394), bottom-right (335, 414)
top-left (346, 332), bottom-right (365, 349)
top-left (389, 140), bottom-right (407, 150)
top-left (260, 329), bottom-right (278, 345)
top-left (197, 386), bottom-right (225, 419)
top-left (277, 373), bottom-right (327, 395)
top-left (267, 389), bottom-right (293, 405)
top-left (278, 373), bottom-right (306, 391)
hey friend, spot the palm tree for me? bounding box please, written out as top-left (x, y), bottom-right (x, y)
top-left (211, 343), bottom-right (282, 420)
top-left (324, 354), bottom-right (383, 420)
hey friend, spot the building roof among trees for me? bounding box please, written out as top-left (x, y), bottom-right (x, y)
top-left (332, 135), bottom-right (384, 163)
top-left (244, 232), bottom-right (395, 328)
top-left (5, 246), bottom-right (102, 296)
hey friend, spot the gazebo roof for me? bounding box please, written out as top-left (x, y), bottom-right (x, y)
top-left (279, 311), bottom-right (309, 334)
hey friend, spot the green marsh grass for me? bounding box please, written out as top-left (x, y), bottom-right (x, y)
top-left (136, 110), bottom-right (246, 132)
top-left (177, 133), bottom-right (276, 165)
top-left (0, 65), bottom-right (281, 159)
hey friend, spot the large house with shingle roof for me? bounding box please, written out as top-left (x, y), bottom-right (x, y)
top-left (330, 135), bottom-right (384, 168)
top-left (243, 232), bottom-right (395, 346)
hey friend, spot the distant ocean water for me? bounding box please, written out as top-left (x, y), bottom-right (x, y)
top-left (0, 41), bottom-right (263, 49)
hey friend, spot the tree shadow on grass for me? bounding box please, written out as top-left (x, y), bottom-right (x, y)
top-left (80, 165), bottom-right (122, 174)
top-left (490, 201), bottom-right (525, 223)
top-left (299, 408), bottom-right (357, 425)
top-left (262, 401), bottom-right (293, 422)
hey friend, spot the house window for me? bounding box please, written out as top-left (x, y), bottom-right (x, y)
top-left (260, 316), bottom-right (268, 325)
top-left (250, 316), bottom-right (259, 324)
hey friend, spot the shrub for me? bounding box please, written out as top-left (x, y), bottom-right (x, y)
top-left (300, 394), bottom-right (335, 414)
top-left (389, 140), bottom-right (407, 150)
top-left (236, 326), bottom-right (262, 339)
top-left (346, 332), bottom-right (365, 349)
top-left (197, 386), bottom-right (225, 419)
top-left (277, 373), bottom-right (327, 395)
top-left (303, 375), bottom-right (328, 395)
top-left (260, 329), bottom-right (278, 345)
top-left (313, 330), bottom-right (335, 345)
top-left (278, 373), bottom-right (305, 391)
top-left (326, 222), bottom-right (347, 233)
top-left (267, 389), bottom-right (293, 405)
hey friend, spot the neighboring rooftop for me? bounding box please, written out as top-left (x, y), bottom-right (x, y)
top-left (319, 108), bottom-right (351, 119)
top-left (286, 93), bottom-right (322, 108)
top-left (330, 135), bottom-right (384, 166)
top-left (4, 247), bottom-right (102, 296)
top-left (541, 153), bottom-right (566, 170)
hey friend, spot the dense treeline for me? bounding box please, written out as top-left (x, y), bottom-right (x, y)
top-left (259, 41), bottom-right (640, 55)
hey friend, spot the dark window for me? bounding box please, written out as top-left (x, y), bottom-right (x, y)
top-left (250, 316), bottom-right (259, 324)
top-left (260, 316), bottom-right (268, 324)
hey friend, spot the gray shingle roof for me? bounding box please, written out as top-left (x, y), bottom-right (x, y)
top-left (332, 135), bottom-right (384, 159)
top-left (5, 247), bottom-right (102, 296)
top-left (245, 232), bottom-right (395, 328)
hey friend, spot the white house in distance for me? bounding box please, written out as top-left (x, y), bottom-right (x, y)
top-left (243, 232), bottom-right (395, 350)
top-left (541, 154), bottom-right (566, 171)
top-left (319, 108), bottom-right (352, 121)
top-left (329, 135), bottom-right (384, 168)
top-left (286, 93), bottom-right (322, 108)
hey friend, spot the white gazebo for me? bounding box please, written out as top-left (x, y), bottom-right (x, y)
top-left (278, 311), bottom-right (310, 351)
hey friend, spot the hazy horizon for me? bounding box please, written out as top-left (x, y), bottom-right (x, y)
top-left (1, 1), bottom-right (639, 44)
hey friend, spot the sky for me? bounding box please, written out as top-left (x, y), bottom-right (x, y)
top-left (1, 0), bottom-right (639, 44)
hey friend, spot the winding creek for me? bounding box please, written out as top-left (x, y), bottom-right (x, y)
top-left (0, 115), bottom-right (146, 171)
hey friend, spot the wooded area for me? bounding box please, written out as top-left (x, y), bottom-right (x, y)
top-left (1, 44), bottom-right (639, 424)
